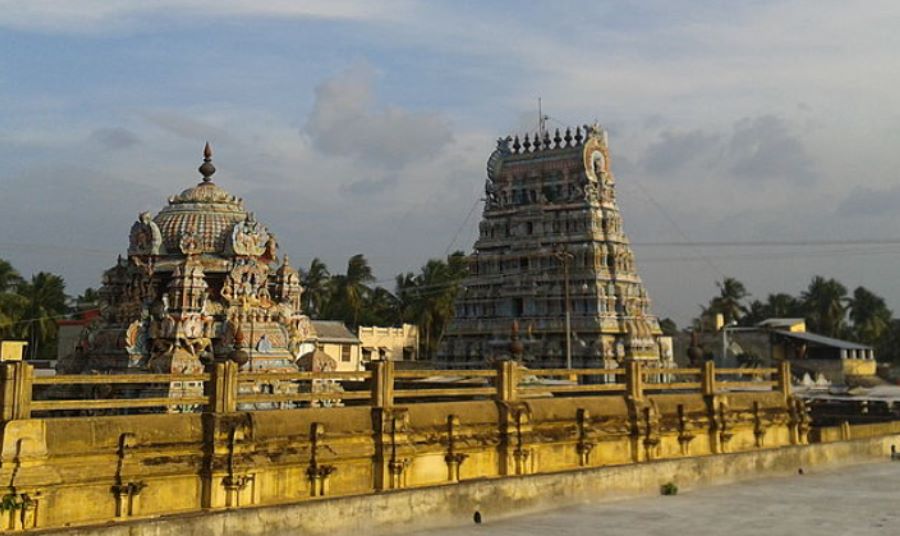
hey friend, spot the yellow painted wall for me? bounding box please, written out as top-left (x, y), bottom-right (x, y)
top-left (0, 388), bottom-right (813, 532)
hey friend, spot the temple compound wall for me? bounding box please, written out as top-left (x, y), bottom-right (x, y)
top-left (0, 360), bottom-right (828, 532)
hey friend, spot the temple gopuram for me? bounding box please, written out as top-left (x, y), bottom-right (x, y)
top-left (57, 144), bottom-right (314, 398)
top-left (438, 124), bottom-right (672, 369)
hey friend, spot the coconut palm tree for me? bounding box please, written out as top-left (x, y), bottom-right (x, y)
top-left (714, 277), bottom-right (749, 323)
top-left (0, 259), bottom-right (27, 339)
top-left (361, 286), bottom-right (401, 326)
top-left (801, 276), bottom-right (847, 338)
top-left (700, 277), bottom-right (749, 326)
top-left (328, 254), bottom-right (375, 328)
top-left (848, 286), bottom-right (892, 344)
top-left (743, 293), bottom-right (804, 325)
top-left (396, 252), bottom-right (468, 359)
top-left (74, 287), bottom-right (101, 311)
top-left (0, 259), bottom-right (23, 292)
top-left (17, 272), bottom-right (68, 359)
top-left (301, 258), bottom-right (331, 318)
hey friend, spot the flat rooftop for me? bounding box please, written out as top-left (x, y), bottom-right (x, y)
top-left (410, 461), bottom-right (899, 536)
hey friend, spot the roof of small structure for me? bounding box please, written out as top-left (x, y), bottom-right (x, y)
top-left (772, 330), bottom-right (871, 351)
top-left (311, 321), bottom-right (361, 344)
top-left (757, 318), bottom-right (806, 328)
top-left (297, 349), bottom-right (337, 372)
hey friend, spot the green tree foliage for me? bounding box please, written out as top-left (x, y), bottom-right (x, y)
top-left (396, 252), bottom-right (468, 359)
top-left (701, 277), bottom-right (749, 325)
top-left (295, 253), bottom-right (468, 359)
top-left (18, 272), bottom-right (69, 359)
top-left (0, 259), bottom-right (24, 292)
top-left (743, 293), bottom-right (804, 325)
top-left (0, 260), bottom-right (28, 340)
top-left (696, 273), bottom-right (900, 363)
top-left (326, 254), bottom-right (377, 328)
top-left (848, 286), bottom-right (892, 344)
top-left (74, 287), bottom-right (101, 310)
top-left (300, 258), bottom-right (331, 319)
top-left (658, 317), bottom-right (678, 336)
top-left (801, 276), bottom-right (848, 338)
top-left (0, 259), bottom-right (70, 359)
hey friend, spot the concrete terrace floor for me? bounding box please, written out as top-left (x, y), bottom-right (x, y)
top-left (408, 461), bottom-right (900, 536)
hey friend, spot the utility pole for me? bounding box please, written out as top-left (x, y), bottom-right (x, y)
top-left (554, 247), bottom-right (574, 369)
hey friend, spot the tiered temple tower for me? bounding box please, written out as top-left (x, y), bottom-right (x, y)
top-left (438, 124), bottom-right (669, 369)
top-left (59, 144), bottom-right (315, 398)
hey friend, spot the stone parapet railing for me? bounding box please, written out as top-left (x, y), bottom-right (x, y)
top-left (0, 360), bottom-right (807, 531)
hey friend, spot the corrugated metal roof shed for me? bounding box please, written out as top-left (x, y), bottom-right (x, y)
top-left (773, 330), bottom-right (871, 351)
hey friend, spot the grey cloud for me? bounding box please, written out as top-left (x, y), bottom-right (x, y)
top-left (728, 115), bottom-right (815, 182)
top-left (643, 129), bottom-right (721, 174)
top-left (837, 184), bottom-right (900, 216)
top-left (343, 176), bottom-right (395, 196)
top-left (0, 165), bottom-right (164, 293)
top-left (142, 111), bottom-right (235, 145)
top-left (90, 127), bottom-right (140, 149)
top-left (305, 65), bottom-right (453, 173)
top-left (636, 115), bottom-right (816, 184)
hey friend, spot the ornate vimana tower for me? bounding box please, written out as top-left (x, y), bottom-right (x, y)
top-left (59, 144), bottom-right (314, 397)
top-left (439, 124), bottom-right (668, 369)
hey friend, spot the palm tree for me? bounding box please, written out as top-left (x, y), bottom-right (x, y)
top-left (801, 276), bottom-right (847, 338)
top-left (0, 258), bottom-right (26, 339)
top-left (715, 277), bottom-right (749, 323)
top-left (396, 252), bottom-right (468, 359)
top-left (848, 286), bottom-right (892, 344)
top-left (17, 272), bottom-right (68, 359)
top-left (766, 293), bottom-right (803, 318)
top-left (0, 292), bottom-right (28, 340)
top-left (700, 277), bottom-right (749, 326)
top-left (329, 254), bottom-right (375, 328)
top-left (362, 286), bottom-right (401, 326)
top-left (74, 287), bottom-right (101, 311)
top-left (301, 258), bottom-right (331, 318)
top-left (743, 293), bottom-right (803, 325)
top-left (0, 258), bottom-right (23, 292)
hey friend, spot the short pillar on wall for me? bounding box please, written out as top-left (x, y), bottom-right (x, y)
top-left (0, 362), bottom-right (33, 421)
top-left (2, 490), bottom-right (41, 531)
top-left (444, 415), bottom-right (467, 482)
top-left (702, 361), bottom-right (717, 397)
top-left (111, 432), bottom-right (145, 518)
top-left (372, 407), bottom-right (410, 491)
top-left (575, 409), bottom-right (594, 467)
top-left (496, 360), bottom-right (518, 402)
top-left (209, 361), bottom-right (238, 413)
top-left (307, 423), bottom-right (336, 497)
top-left (370, 361), bottom-right (394, 408)
top-left (776, 361), bottom-right (792, 402)
top-left (625, 361), bottom-right (643, 401)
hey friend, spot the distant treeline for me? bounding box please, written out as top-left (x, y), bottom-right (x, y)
top-left (684, 276), bottom-right (899, 363)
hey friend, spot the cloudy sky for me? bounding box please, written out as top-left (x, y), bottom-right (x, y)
top-left (1, 0), bottom-right (899, 326)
